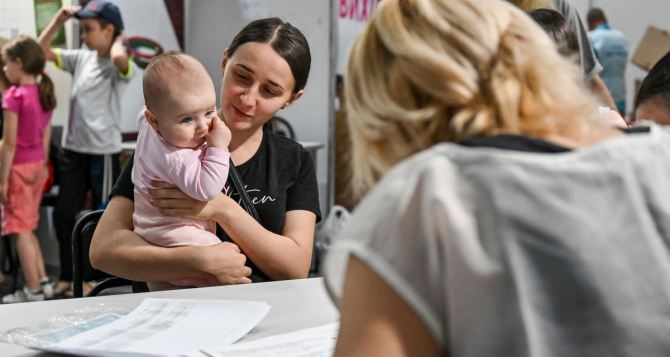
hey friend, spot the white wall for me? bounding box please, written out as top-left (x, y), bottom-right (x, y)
top-left (0, 0), bottom-right (74, 127)
top-left (112, 0), bottom-right (181, 132)
top-left (337, 0), bottom-right (381, 74)
top-left (185, 0), bottom-right (335, 210)
top-left (588, 0), bottom-right (670, 116)
top-left (0, 0), bottom-right (179, 131)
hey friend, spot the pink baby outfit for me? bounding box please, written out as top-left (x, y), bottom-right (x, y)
top-left (131, 111), bottom-right (230, 250)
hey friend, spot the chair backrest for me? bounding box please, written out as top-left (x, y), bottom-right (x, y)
top-left (71, 209), bottom-right (146, 297)
top-left (271, 116), bottom-right (296, 140)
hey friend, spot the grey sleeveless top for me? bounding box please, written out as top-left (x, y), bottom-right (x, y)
top-left (323, 125), bottom-right (670, 356)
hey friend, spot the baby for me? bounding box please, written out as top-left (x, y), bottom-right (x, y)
top-left (132, 53), bottom-right (230, 290)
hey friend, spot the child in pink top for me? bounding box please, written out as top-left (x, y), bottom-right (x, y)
top-left (132, 53), bottom-right (230, 290)
top-left (1, 36), bottom-right (55, 303)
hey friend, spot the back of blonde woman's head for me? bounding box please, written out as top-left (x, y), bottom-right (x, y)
top-left (346, 0), bottom-right (599, 196)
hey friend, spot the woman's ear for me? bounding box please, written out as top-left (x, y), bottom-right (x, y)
top-left (282, 90), bottom-right (304, 109)
top-left (221, 48), bottom-right (229, 72)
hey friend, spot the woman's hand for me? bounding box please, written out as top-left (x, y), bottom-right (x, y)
top-left (150, 181), bottom-right (227, 220)
top-left (194, 242), bottom-right (252, 285)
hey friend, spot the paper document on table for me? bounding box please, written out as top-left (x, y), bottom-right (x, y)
top-left (203, 323), bottom-right (339, 357)
top-left (34, 298), bottom-right (271, 357)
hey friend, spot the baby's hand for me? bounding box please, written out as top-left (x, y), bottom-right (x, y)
top-left (207, 116), bottom-right (231, 149)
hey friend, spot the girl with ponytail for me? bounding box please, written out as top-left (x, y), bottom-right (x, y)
top-left (1, 35), bottom-right (55, 303)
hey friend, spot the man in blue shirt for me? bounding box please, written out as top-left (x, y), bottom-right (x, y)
top-left (588, 8), bottom-right (629, 115)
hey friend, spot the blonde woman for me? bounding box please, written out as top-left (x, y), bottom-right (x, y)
top-left (322, 0), bottom-right (670, 356)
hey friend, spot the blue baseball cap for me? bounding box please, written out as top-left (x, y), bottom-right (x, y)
top-left (75, 0), bottom-right (124, 32)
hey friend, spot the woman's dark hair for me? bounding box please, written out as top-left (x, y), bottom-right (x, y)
top-left (635, 51), bottom-right (670, 111)
top-left (227, 17), bottom-right (311, 94)
top-left (529, 9), bottom-right (579, 58)
top-left (1, 35), bottom-right (56, 111)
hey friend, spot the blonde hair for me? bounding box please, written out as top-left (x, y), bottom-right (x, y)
top-left (346, 0), bottom-right (600, 197)
top-left (508, 0), bottom-right (554, 11)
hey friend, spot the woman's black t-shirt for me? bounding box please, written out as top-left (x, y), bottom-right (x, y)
top-left (110, 128), bottom-right (322, 281)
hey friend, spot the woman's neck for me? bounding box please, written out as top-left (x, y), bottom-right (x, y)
top-left (229, 127), bottom-right (264, 166)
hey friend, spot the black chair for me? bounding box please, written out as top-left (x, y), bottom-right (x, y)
top-left (1, 233), bottom-right (18, 292)
top-left (272, 116), bottom-right (296, 140)
top-left (0, 212), bottom-right (20, 293)
top-left (71, 209), bottom-right (147, 297)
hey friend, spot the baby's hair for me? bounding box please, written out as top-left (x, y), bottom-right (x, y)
top-left (143, 51), bottom-right (205, 112)
top-left (1, 35), bottom-right (56, 111)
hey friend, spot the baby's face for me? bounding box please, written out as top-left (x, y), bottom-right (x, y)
top-left (153, 74), bottom-right (217, 149)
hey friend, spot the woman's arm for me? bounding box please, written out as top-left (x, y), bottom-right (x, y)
top-left (0, 110), bottom-right (18, 201)
top-left (90, 195), bottom-right (252, 284)
top-left (151, 184), bottom-right (317, 280)
top-left (334, 256), bottom-right (441, 357)
top-left (216, 196), bottom-right (316, 279)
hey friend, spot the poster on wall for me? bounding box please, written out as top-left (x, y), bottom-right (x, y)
top-left (35, 0), bottom-right (65, 46)
top-left (0, 0), bottom-right (22, 39)
top-left (337, 0), bottom-right (382, 74)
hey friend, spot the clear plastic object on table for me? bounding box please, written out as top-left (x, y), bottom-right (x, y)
top-left (0, 303), bottom-right (128, 347)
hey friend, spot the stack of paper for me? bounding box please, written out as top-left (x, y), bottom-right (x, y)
top-left (203, 323), bottom-right (339, 357)
top-left (33, 298), bottom-right (271, 357)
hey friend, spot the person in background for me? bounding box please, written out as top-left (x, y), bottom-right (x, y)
top-left (0, 36), bottom-right (10, 288)
top-left (529, 8), bottom-right (627, 128)
top-left (1, 36), bottom-right (55, 303)
top-left (587, 8), bottom-right (629, 115)
top-left (90, 18), bottom-right (320, 286)
top-left (38, 0), bottom-right (135, 297)
top-left (322, 0), bottom-right (670, 355)
top-left (634, 51), bottom-right (670, 125)
top-left (509, 0), bottom-right (617, 109)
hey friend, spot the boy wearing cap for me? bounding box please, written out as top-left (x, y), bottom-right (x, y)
top-left (38, 0), bottom-right (135, 296)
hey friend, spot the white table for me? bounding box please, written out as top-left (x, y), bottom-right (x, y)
top-left (0, 278), bottom-right (339, 356)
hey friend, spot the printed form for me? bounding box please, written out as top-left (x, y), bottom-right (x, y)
top-left (203, 323), bottom-right (339, 357)
top-left (35, 298), bottom-right (271, 357)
